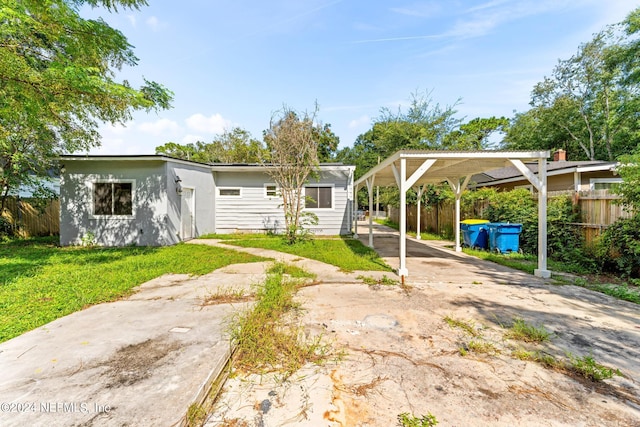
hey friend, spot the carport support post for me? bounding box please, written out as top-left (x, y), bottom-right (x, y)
top-left (447, 176), bottom-right (471, 252)
top-left (366, 175), bottom-right (375, 248)
top-left (398, 158), bottom-right (408, 279)
top-left (353, 184), bottom-right (359, 238)
top-left (415, 185), bottom-right (424, 240)
top-left (535, 158), bottom-right (550, 278)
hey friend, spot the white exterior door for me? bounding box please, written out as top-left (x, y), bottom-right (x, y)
top-left (181, 188), bottom-right (194, 240)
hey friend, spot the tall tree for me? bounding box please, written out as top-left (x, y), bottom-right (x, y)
top-left (0, 0), bottom-right (172, 210)
top-left (263, 105), bottom-right (320, 243)
top-left (527, 28), bottom-right (639, 161)
top-left (155, 128), bottom-right (267, 164)
top-left (444, 116), bottom-right (509, 149)
top-left (314, 123), bottom-right (340, 162)
top-left (205, 128), bottom-right (267, 163)
top-left (337, 90), bottom-right (460, 179)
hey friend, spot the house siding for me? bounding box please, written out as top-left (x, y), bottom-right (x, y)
top-left (214, 168), bottom-right (353, 235)
top-left (60, 160), bottom-right (169, 246)
top-left (481, 170), bottom-right (619, 193)
top-left (165, 161), bottom-right (216, 241)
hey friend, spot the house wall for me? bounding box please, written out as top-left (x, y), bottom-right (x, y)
top-left (481, 170), bottom-right (618, 192)
top-left (213, 168), bottom-right (353, 235)
top-left (60, 160), bottom-right (170, 246)
top-left (165, 161), bottom-right (216, 241)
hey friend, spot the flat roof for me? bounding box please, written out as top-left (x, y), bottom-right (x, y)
top-left (354, 150), bottom-right (550, 187)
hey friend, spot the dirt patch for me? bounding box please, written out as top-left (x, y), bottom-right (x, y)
top-left (103, 337), bottom-right (180, 388)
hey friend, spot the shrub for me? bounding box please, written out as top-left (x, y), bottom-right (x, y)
top-left (0, 216), bottom-right (13, 238)
top-left (596, 214), bottom-right (640, 278)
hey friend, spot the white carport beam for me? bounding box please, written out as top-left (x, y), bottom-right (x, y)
top-left (366, 175), bottom-right (375, 248)
top-left (447, 175), bottom-right (472, 252)
top-left (509, 159), bottom-right (543, 191)
top-left (391, 162), bottom-right (401, 187)
top-left (405, 159), bottom-right (437, 189)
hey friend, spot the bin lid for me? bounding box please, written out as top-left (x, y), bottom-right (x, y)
top-left (461, 219), bottom-right (490, 225)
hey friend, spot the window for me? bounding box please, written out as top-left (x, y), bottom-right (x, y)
top-left (219, 187), bottom-right (241, 197)
top-left (590, 178), bottom-right (622, 190)
top-left (305, 186), bottom-right (332, 209)
top-left (264, 184), bottom-right (278, 197)
top-left (93, 182), bottom-right (133, 216)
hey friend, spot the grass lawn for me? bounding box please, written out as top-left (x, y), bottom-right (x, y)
top-left (201, 234), bottom-right (391, 272)
top-left (0, 237), bottom-right (267, 343)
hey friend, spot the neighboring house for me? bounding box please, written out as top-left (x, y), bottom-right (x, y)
top-left (471, 150), bottom-right (620, 192)
top-left (59, 155), bottom-right (355, 246)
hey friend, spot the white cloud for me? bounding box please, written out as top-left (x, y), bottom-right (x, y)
top-left (146, 16), bottom-right (164, 31)
top-left (348, 115), bottom-right (370, 129)
top-left (185, 113), bottom-right (231, 134)
top-left (137, 118), bottom-right (181, 136)
top-left (102, 122), bottom-right (130, 135)
top-left (126, 15), bottom-right (136, 27)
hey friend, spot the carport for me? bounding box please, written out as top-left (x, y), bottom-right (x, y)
top-left (353, 150), bottom-right (551, 280)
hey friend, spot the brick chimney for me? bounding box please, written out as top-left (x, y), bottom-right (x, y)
top-left (553, 149), bottom-right (567, 161)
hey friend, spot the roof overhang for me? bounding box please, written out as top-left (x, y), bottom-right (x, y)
top-left (470, 162), bottom-right (618, 188)
top-left (354, 150), bottom-right (550, 188)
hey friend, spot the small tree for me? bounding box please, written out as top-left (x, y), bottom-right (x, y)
top-left (263, 105), bottom-right (320, 243)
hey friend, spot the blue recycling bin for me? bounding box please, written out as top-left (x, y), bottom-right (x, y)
top-left (460, 219), bottom-right (490, 249)
top-left (487, 223), bottom-right (523, 253)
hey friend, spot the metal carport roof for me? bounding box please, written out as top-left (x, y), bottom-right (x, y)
top-left (353, 150), bottom-right (551, 280)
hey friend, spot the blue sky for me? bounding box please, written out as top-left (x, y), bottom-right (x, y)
top-left (84, 0), bottom-right (640, 155)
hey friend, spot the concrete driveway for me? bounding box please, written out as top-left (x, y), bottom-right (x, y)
top-left (209, 223), bottom-right (640, 426)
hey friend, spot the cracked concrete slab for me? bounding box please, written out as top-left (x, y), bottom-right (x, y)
top-left (0, 262), bottom-right (268, 427)
top-left (207, 223), bottom-right (640, 426)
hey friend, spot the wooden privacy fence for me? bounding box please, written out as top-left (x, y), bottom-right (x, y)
top-left (1, 197), bottom-right (60, 237)
top-left (388, 190), bottom-right (633, 246)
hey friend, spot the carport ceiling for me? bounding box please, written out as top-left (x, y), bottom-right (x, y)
top-left (354, 150), bottom-right (550, 187)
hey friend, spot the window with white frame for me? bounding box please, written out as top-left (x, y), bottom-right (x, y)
top-left (93, 181), bottom-right (134, 216)
top-left (590, 178), bottom-right (622, 190)
top-left (218, 187), bottom-right (241, 197)
top-left (264, 184), bottom-right (278, 197)
top-left (305, 186), bottom-right (332, 209)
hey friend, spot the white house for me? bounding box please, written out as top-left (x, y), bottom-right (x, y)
top-left (59, 155), bottom-right (355, 246)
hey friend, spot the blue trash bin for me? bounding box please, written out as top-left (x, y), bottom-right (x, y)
top-left (460, 220), bottom-right (490, 249)
top-left (487, 223), bottom-right (523, 253)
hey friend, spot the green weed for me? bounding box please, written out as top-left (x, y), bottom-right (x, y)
top-left (567, 353), bottom-right (622, 382)
top-left (505, 318), bottom-right (551, 343)
top-left (357, 274), bottom-right (399, 287)
top-left (466, 340), bottom-right (500, 355)
top-left (397, 412), bottom-right (438, 427)
top-left (443, 316), bottom-right (481, 337)
top-left (230, 263), bottom-right (331, 375)
top-left (511, 349), bottom-right (560, 368)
